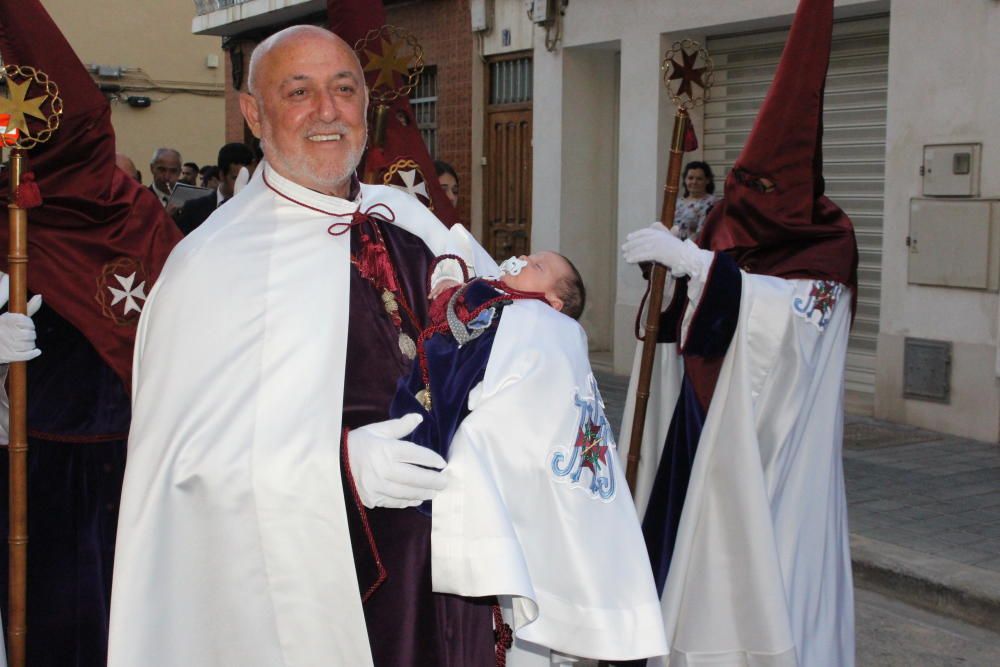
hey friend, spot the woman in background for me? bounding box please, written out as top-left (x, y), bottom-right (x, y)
top-left (673, 161), bottom-right (718, 241)
top-left (434, 159), bottom-right (460, 209)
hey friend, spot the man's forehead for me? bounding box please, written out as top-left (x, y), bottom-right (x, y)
top-left (278, 69), bottom-right (361, 87)
top-left (263, 35), bottom-right (361, 77)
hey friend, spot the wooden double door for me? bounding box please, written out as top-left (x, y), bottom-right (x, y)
top-left (483, 54), bottom-right (532, 260)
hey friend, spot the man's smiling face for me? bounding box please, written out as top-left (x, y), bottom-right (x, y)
top-left (241, 28), bottom-right (368, 197)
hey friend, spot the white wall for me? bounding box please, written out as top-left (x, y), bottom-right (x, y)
top-left (611, 26), bottom-right (674, 369)
top-left (45, 0), bottom-right (226, 181)
top-left (558, 46), bottom-right (619, 350)
top-left (531, 0), bottom-right (887, 373)
top-left (525, 0), bottom-right (1000, 440)
top-left (875, 0), bottom-right (1000, 440)
top-left (483, 0), bottom-right (535, 55)
top-left (470, 39), bottom-right (487, 241)
top-left (532, 23), bottom-right (563, 252)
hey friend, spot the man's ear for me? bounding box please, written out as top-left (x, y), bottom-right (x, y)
top-left (240, 93), bottom-right (263, 139)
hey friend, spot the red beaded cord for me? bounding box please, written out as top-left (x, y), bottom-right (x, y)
top-left (340, 428), bottom-right (387, 603)
top-left (492, 602), bottom-right (513, 667)
top-left (424, 253), bottom-right (471, 296)
top-left (416, 279), bottom-right (548, 396)
top-left (262, 171), bottom-right (420, 336)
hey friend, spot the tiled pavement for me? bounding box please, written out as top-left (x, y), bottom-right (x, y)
top-left (842, 415), bottom-right (1000, 574)
top-left (594, 369), bottom-right (1000, 630)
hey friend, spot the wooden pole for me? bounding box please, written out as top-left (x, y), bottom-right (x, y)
top-left (6, 147), bottom-right (28, 667)
top-left (625, 109), bottom-right (689, 491)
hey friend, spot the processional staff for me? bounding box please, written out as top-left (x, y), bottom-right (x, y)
top-left (0, 62), bottom-right (63, 667)
top-left (353, 25), bottom-right (425, 183)
top-left (625, 41), bottom-right (712, 491)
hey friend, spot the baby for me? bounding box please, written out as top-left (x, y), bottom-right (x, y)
top-left (430, 250), bottom-right (586, 321)
top-left (384, 255), bottom-right (666, 664)
top-left (389, 250), bottom-right (587, 464)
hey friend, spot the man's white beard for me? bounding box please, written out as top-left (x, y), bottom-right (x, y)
top-left (261, 130), bottom-right (366, 196)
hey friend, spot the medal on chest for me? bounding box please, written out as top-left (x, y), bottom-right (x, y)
top-left (350, 223), bottom-right (420, 361)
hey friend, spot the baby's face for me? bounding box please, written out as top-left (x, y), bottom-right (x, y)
top-left (500, 251), bottom-right (571, 312)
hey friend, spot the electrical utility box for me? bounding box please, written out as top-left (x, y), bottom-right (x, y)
top-left (908, 198), bottom-right (1000, 290)
top-left (527, 0), bottom-right (555, 24)
top-left (922, 143), bottom-right (981, 197)
top-left (470, 0), bottom-right (492, 32)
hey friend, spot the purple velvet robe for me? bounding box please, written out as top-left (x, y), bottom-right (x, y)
top-left (0, 304), bottom-right (130, 667)
top-left (642, 254), bottom-right (742, 596)
top-left (342, 220), bottom-right (496, 667)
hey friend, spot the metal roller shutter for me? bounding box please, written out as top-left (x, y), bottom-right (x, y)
top-left (704, 15), bottom-right (889, 401)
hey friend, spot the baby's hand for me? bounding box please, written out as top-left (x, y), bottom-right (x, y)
top-left (429, 278), bottom-right (462, 300)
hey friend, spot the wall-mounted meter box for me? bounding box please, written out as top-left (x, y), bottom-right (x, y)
top-left (908, 198), bottom-right (1000, 290)
top-left (470, 0), bottom-right (492, 32)
top-left (922, 143), bottom-right (981, 197)
top-left (525, 0), bottom-right (555, 24)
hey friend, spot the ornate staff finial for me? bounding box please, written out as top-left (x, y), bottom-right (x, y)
top-left (0, 64), bottom-right (63, 150)
top-left (354, 25), bottom-right (424, 148)
top-left (662, 39), bottom-right (714, 110)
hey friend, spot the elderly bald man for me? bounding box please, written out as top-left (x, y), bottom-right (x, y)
top-left (148, 147), bottom-right (182, 216)
top-left (107, 25), bottom-right (497, 667)
top-left (114, 153), bottom-right (141, 182)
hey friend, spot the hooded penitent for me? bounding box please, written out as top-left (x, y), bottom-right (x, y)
top-left (697, 0), bottom-right (858, 294)
top-left (630, 5), bottom-right (858, 665)
top-left (0, 0), bottom-right (182, 390)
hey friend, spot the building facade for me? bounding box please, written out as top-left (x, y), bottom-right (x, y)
top-left (506, 0), bottom-right (1000, 441)
top-left (196, 0), bottom-right (475, 224)
top-left (42, 0), bottom-right (226, 183)
top-left (194, 0), bottom-right (1000, 442)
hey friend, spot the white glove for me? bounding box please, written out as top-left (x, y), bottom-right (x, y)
top-left (428, 256), bottom-right (465, 298)
top-left (622, 222), bottom-right (712, 279)
top-left (347, 413), bottom-right (447, 509)
top-left (0, 273), bottom-right (42, 363)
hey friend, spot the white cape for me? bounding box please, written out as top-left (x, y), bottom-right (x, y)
top-left (108, 164), bottom-right (459, 667)
top-left (432, 299), bottom-right (668, 663)
top-left (621, 271), bottom-right (855, 667)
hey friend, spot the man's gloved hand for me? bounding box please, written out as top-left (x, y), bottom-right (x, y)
top-left (347, 413), bottom-right (447, 509)
top-left (0, 273), bottom-right (42, 363)
top-left (622, 222), bottom-right (710, 279)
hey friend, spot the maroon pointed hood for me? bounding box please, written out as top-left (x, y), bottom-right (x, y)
top-left (698, 0), bottom-right (857, 291)
top-left (0, 0), bottom-right (182, 390)
top-left (327, 0), bottom-right (461, 227)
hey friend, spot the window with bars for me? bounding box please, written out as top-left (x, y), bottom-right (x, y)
top-left (489, 57), bottom-right (532, 106)
top-left (409, 66), bottom-right (437, 159)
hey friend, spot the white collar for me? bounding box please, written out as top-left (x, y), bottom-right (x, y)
top-left (261, 161), bottom-right (359, 216)
top-left (152, 183), bottom-right (170, 204)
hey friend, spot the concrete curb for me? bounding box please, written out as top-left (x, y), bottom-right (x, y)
top-left (851, 533), bottom-right (1000, 633)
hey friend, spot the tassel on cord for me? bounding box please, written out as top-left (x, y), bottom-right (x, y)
top-left (355, 230), bottom-right (400, 293)
top-left (683, 115), bottom-right (699, 152)
top-left (15, 172), bottom-right (42, 209)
